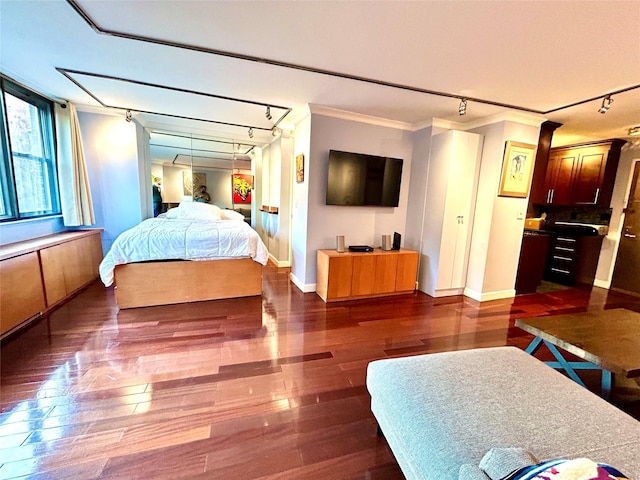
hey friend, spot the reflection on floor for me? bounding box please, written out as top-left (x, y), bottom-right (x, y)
top-left (536, 280), bottom-right (572, 294)
top-left (1, 265), bottom-right (639, 479)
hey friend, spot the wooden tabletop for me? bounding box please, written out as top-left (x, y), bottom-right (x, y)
top-left (515, 308), bottom-right (640, 378)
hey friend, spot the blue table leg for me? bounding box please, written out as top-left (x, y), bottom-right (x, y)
top-left (601, 370), bottom-right (612, 400)
top-left (523, 336), bottom-right (614, 399)
top-left (524, 336), bottom-right (543, 355)
top-left (543, 340), bottom-right (586, 387)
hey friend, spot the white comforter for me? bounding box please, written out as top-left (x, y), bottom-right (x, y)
top-left (99, 218), bottom-right (269, 286)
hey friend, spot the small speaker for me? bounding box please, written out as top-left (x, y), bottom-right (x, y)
top-left (381, 234), bottom-right (392, 251)
top-left (336, 235), bottom-right (345, 253)
top-left (392, 232), bottom-right (401, 250)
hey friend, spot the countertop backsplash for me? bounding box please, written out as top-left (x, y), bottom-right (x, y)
top-left (528, 205), bottom-right (612, 226)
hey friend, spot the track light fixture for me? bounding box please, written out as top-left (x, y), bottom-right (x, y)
top-left (265, 106), bottom-right (272, 120)
top-left (598, 95), bottom-right (613, 114)
top-left (629, 126), bottom-right (640, 136)
top-left (125, 109), bottom-right (132, 122)
top-left (458, 98), bottom-right (467, 116)
top-left (248, 127), bottom-right (253, 139)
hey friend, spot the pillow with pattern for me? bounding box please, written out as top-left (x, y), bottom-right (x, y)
top-left (501, 457), bottom-right (628, 480)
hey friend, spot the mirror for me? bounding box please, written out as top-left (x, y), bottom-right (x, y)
top-left (147, 129), bottom-right (257, 224)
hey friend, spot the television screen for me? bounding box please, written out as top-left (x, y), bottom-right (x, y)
top-left (326, 150), bottom-right (403, 207)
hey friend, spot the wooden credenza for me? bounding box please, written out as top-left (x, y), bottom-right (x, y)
top-left (316, 248), bottom-right (418, 302)
top-left (0, 229), bottom-right (103, 337)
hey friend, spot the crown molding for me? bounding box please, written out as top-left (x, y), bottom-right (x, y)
top-left (456, 111), bottom-right (547, 131)
top-left (308, 104), bottom-right (414, 131)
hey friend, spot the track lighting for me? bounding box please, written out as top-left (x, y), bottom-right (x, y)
top-left (598, 95), bottom-right (613, 114)
top-left (265, 106), bottom-right (272, 120)
top-left (125, 110), bottom-right (132, 122)
top-left (458, 98), bottom-right (467, 116)
top-left (248, 128), bottom-right (253, 139)
top-left (628, 126), bottom-right (640, 136)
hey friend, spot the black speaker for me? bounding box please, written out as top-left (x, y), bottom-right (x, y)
top-left (392, 232), bottom-right (401, 250)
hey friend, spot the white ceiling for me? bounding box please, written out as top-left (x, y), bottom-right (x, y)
top-left (1, 0), bottom-right (639, 150)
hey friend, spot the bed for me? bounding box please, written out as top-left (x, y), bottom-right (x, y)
top-left (99, 202), bottom-right (269, 309)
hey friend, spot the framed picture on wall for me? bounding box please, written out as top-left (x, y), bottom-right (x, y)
top-left (296, 154), bottom-right (304, 183)
top-left (498, 141), bottom-right (537, 198)
top-left (232, 173), bottom-right (253, 204)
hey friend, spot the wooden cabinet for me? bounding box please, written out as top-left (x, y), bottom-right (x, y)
top-left (0, 252), bottom-right (46, 335)
top-left (571, 145), bottom-right (610, 205)
top-left (534, 140), bottom-right (624, 207)
top-left (545, 234), bottom-right (604, 286)
top-left (0, 230), bottom-right (103, 337)
top-left (540, 149), bottom-right (578, 205)
top-left (40, 233), bottom-right (103, 306)
top-left (316, 249), bottom-right (418, 302)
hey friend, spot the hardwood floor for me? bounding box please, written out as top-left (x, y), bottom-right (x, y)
top-left (1, 265), bottom-right (639, 479)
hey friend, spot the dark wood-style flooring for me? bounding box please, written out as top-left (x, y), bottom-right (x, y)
top-left (1, 265), bottom-right (640, 479)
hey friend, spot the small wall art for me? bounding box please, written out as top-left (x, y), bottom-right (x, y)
top-left (296, 154), bottom-right (305, 183)
top-left (498, 141), bottom-right (537, 198)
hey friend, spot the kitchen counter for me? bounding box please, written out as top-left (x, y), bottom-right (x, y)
top-left (516, 231), bottom-right (552, 294)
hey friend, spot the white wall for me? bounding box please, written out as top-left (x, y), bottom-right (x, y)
top-left (0, 216), bottom-right (66, 245)
top-left (594, 141), bottom-right (640, 287)
top-left (302, 113), bottom-right (414, 287)
top-left (261, 134), bottom-right (294, 267)
top-left (465, 119), bottom-right (541, 301)
top-left (404, 126), bottom-right (434, 254)
top-left (77, 111), bottom-right (143, 254)
top-left (290, 114), bottom-right (311, 290)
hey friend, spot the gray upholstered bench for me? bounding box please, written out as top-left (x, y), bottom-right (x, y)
top-left (366, 346), bottom-right (640, 480)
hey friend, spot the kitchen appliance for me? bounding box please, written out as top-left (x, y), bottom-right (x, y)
top-left (551, 222), bottom-right (609, 236)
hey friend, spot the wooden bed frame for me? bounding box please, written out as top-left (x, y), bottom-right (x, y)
top-left (113, 258), bottom-right (263, 309)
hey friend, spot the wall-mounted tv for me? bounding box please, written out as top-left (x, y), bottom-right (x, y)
top-left (326, 150), bottom-right (403, 207)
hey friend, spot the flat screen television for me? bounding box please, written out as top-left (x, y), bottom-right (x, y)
top-left (326, 150), bottom-right (403, 207)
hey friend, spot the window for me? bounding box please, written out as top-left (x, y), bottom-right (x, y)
top-left (0, 78), bottom-right (60, 221)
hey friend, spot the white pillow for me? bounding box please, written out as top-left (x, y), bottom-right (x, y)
top-left (221, 209), bottom-right (245, 221)
top-left (166, 201), bottom-right (222, 220)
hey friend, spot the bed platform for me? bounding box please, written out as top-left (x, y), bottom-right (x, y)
top-left (113, 258), bottom-right (263, 309)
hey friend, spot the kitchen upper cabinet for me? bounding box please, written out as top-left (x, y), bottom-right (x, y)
top-left (541, 149), bottom-right (578, 205)
top-left (533, 140), bottom-right (624, 207)
top-left (571, 145), bottom-right (610, 205)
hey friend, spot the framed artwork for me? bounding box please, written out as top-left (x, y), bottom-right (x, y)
top-left (182, 171), bottom-right (206, 195)
top-left (296, 154), bottom-right (305, 183)
top-left (498, 141), bottom-right (537, 198)
top-left (232, 173), bottom-right (253, 204)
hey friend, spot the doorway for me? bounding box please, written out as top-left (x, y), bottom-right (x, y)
top-left (611, 160), bottom-right (640, 296)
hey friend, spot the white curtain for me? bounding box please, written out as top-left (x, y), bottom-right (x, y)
top-left (55, 102), bottom-right (95, 226)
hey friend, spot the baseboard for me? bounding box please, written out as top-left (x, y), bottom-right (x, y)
top-left (268, 253), bottom-right (291, 268)
top-left (289, 272), bottom-right (316, 293)
top-left (463, 288), bottom-right (516, 302)
top-left (430, 287), bottom-right (465, 297)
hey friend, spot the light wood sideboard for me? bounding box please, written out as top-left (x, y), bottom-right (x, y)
top-left (0, 229), bottom-right (103, 337)
top-left (316, 248), bottom-right (419, 302)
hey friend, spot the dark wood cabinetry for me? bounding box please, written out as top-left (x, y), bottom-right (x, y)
top-left (545, 234), bottom-right (604, 286)
top-left (532, 139), bottom-right (625, 207)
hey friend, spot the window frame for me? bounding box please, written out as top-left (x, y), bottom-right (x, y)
top-left (0, 78), bottom-right (61, 222)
